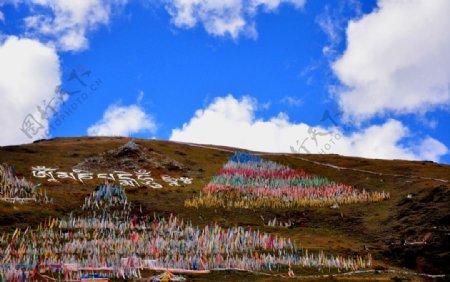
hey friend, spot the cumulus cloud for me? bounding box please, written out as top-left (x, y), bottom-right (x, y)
top-left (413, 137), bottom-right (448, 162)
top-left (164, 0), bottom-right (305, 39)
top-left (0, 36), bottom-right (61, 146)
top-left (23, 0), bottom-right (127, 51)
top-left (330, 119), bottom-right (448, 161)
top-left (87, 104), bottom-right (157, 137)
top-left (333, 0), bottom-right (450, 121)
top-left (170, 95), bottom-right (448, 162)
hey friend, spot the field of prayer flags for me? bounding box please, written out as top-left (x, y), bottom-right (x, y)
top-left (0, 163), bottom-right (49, 204)
top-left (185, 152), bottom-right (390, 209)
top-left (149, 271), bottom-right (186, 281)
top-left (82, 185), bottom-right (129, 211)
top-left (266, 217), bottom-right (292, 228)
top-left (0, 181), bottom-right (373, 281)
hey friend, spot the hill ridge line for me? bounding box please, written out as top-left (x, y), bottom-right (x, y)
top-left (173, 141), bottom-right (449, 184)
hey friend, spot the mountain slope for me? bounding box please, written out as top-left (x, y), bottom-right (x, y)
top-left (0, 137), bottom-right (449, 279)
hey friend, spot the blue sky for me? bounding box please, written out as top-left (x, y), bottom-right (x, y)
top-left (1, 0), bottom-right (449, 164)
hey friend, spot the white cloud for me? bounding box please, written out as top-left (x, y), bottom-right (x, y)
top-left (330, 119), bottom-right (447, 161)
top-left (170, 95), bottom-right (448, 162)
top-left (333, 0), bottom-right (450, 121)
top-left (281, 96), bottom-right (303, 107)
top-left (0, 10), bottom-right (4, 22)
top-left (23, 0), bottom-right (126, 51)
top-left (0, 36), bottom-right (61, 146)
top-left (316, 7), bottom-right (341, 49)
top-left (316, 1), bottom-right (362, 58)
top-left (164, 0), bottom-right (305, 39)
top-left (87, 104), bottom-right (157, 137)
top-left (137, 90), bottom-right (144, 104)
top-left (414, 137), bottom-right (448, 162)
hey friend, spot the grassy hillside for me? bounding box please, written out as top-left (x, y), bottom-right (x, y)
top-left (0, 137), bottom-right (449, 281)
